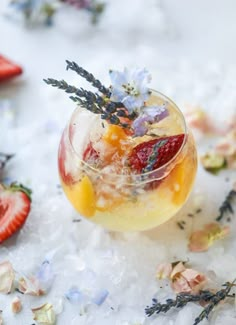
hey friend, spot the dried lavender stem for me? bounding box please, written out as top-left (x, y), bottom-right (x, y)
top-left (65, 60), bottom-right (110, 96)
top-left (216, 189), bottom-right (236, 222)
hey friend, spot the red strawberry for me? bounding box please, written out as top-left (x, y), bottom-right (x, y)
top-left (0, 183), bottom-right (32, 243)
top-left (58, 132), bottom-right (74, 185)
top-left (83, 142), bottom-right (99, 163)
top-left (0, 55), bottom-right (23, 82)
top-left (128, 134), bottom-right (185, 189)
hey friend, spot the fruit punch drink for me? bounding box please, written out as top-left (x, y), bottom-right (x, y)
top-left (46, 63), bottom-right (197, 231)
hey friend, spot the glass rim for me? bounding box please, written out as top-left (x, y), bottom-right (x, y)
top-left (67, 89), bottom-right (188, 184)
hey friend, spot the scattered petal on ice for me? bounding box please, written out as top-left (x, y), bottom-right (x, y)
top-left (18, 276), bottom-right (45, 296)
top-left (189, 222), bottom-right (230, 252)
top-left (91, 289), bottom-right (109, 305)
top-left (11, 296), bottom-right (22, 314)
top-left (170, 262), bottom-right (186, 279)
top-left (36, 260), bottom-right (54, 291)
top-left (156, 262), bottom-right (172, 279)
top-left (183, 105), bottom-right (220, 135)
top-left (65, 287), bottom-right (85, 304)
top-left (32, 303), bottom-right (56, 325)
top-left (0, 261), bottom-right (15, 294)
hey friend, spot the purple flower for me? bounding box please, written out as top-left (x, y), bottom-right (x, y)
top-left (109, 68), bottom-right (151, 113)
top-left (132, 103), bottom-right (169, 136)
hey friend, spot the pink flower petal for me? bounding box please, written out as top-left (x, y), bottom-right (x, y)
top-left (156, 263), bottom-right (172, 279)
top-left (188, 230), bottom-right (209, 252)
top-left (189, 223), bottom-right (230, 252)
top-left (171, 275), bottom-right (191, 293)
top-left (18, 277), bottom-right (45, 296)
top-left (11, 296), bottom-right (22, 314)
top-left (170, 262), bottom-right (186, 279)
top-left (181, 269), bottom-right (207, 293)
top-left (0, 261), bottom-right (14, 294)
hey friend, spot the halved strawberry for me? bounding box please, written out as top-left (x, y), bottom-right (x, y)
top-left (0, 55), bottom-right (23, 82)
top-left (0, 183), bottom-right (32, 243)
top-left (128, 134), bottom-right (185, 189)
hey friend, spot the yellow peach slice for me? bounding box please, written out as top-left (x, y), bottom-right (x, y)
top-left (103, 125), bottom-right (128, 154)
top-left (64, 175), bottom-right (96, 217)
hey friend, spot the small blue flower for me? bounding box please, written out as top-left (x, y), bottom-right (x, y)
top-left (109, 68), bottom-right (151, 113)
top-left (132, 103), bottom-right (169, 136)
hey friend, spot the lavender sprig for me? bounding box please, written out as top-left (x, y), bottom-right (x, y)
top-left (145, 291), bottom-right (215, 317)
top-left (145, 280), bottom-right (236, 325)
top-left (65, 60), bottom-right (110, 96)
top-left (193, 280), bottom-right (236, 325)
top-left (0, 153), bottom-right (14, 171)
top-left (216, 188), bottom-right (236, 222)
top-left (44, 75), bottom-right (136, 128)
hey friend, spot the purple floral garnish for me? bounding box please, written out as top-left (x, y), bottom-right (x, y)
top-left (132, 103), bottom-right (169, 136)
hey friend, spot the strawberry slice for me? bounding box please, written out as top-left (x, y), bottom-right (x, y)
top-left (128, 134), bottom-right (185, 189)
top-left (0, 55), bottom-right (23, 82)
top-left (58, 132), bottom-right (74, 185)
top-left (0, 183), bottom-right (32, 243)
top-left (83, 142), bottom-right (99, 163)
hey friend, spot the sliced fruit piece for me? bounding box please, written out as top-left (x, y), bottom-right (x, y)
top-left (161, 152), bottom-right (196, 205)
top-left (102, 124), bottom-right (128, 154)
top-left (58, 132), bottom-right (74, 186)
top-left (0, 183), bottom-right (32, 243)
top-left (82, 142), bottom-right (99, 163)
top-left (0, 55), bottom-right (23, 82)
top-left (128, 134), bottom-right (185, 174)
top-left (65, 175), bottom-right (95, 217)
top-left (128, 134), bottom-right (185, 190)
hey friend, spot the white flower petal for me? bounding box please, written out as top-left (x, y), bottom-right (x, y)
top-left (32, 303), bottom-right (56, 325)
top-left (0, 261), bottom-right (14, 294)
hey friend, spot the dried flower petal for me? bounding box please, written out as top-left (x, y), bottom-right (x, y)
top-left (189, 222), bottom-right (230, 252)
top-left (11, 296), bottom-right (22, 313)
top-left (171, 268), bottom-right (206, 294)
top-left (215, 129), bottom-right (236, 169)
top-left (0, 261), bottom-right (14, 294)
top-left (92, 289), bottom-right (109, 305)
top-left (156, 262), bottom-right (172, 279)
top-left (36, 260), bottom-right (54, 291)
top-left (65, 287), bottom-right (85, 304)
top-left (170, 262), bottom-right (186, 279)
top-left (32, 303), bottom-right (56, 325)
top-left (181, 269), bottom-right (206, 293)
top-left (18, 276), bottom-right (45, 296)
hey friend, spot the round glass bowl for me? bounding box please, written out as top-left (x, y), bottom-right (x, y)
top-left (58, 90), bottom-right (197, 231)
